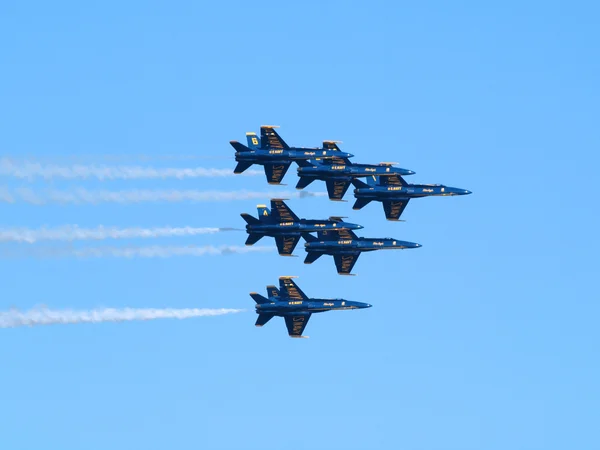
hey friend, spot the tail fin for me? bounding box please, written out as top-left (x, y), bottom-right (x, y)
top-left (266, 285), bottom-right (280, 299)
top-left (296, 177), bottom-right (315, 190)
top-left (240, 213), bottom-right (260, 225)
top-left (257, 204), bottom-right (271, 220)
top-left (250, 292), bottom-right (269, 304)
top-left (351, 179), bottom-right (370, 189)
top-left (246, 132), bottom-right (261, 149)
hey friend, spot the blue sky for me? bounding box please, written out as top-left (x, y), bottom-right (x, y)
top-left (1, 1), bottom-right (599, 449)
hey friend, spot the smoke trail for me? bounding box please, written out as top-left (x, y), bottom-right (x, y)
top-left (0, 245), bottom-right (274, 259)
top-left (0, 306), bottom-right (245, 328)
top-left (0, 226), bottom-right (241, 244)
top-left (0, 187), bottom-right (327, 205)
top-left (0, 159), bottom-right (262, 180)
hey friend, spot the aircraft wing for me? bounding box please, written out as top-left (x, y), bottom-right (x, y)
top-left (264, 162), bottom-right (291, 184)
top-left (284, 313), bottom-right (311, 338)
top-left (379, 174), bottom-right (407, 186)
top-left (275, 235), bottom-right (301, 256)
top-left (326, 179), bottom-right (351, 201)
top-left (270, 199), bottom-right (299, 222)
top-left (334, 253), bottom-right (360, 275)
top-left (279, 277), bottom-right (308, 300)
top-left (383, 199), bottom-right (410, 221)
top-left (261, 126), bottom-right (289, 150)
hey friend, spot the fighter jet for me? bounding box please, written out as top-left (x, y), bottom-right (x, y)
top-left (352, 175), bottom-right (472, 221)
top-left (251, 276), bottom-right (371, 338)
top-left (302, 228), bottom-right (421, 275)
top-left (295, 143), bottom-right (415, 201)
top-left (241, 199), bottom-right (363, 256)
top-left (230, 126), bottom-right (354, 185)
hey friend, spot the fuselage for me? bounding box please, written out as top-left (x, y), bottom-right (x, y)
top-left (354, 184), bottom-right (472, 200)
top-left (246, 220), bottom-right (363, 237)
top-left (256, 298), bottom-right (371, 316)
top-left (305, 237), bottom-right (421, 254)
top-left (236, 148), bottom-right (354, 164)
top-left (298, 162), bottom-right (415, 179)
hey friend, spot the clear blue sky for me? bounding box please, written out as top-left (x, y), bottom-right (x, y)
top-left (1, 1), bottom-right (599, 449)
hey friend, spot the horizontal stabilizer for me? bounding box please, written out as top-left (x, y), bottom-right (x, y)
top-left (234, 161), bottom-right (253, 174)
top-left (352, 198), bottom-right (372, 210)
top-left (295, 176), bottom-right (315, 190)
top-left (250, 292), bottom-right (270, 304)
top-left (255, 313), bottom-right (274, 327)
top-left (351, 179), bottom-right (369, 189)
top-left (304, 251), bottom-right (323, 264)
top-left (230, 141), bottom-right (251, 153)
top-left (301, 232), bottom-right (317, 243)
top-left (240, 213), bottom-right (260, 225)
top-left (245, 233), bottom-right (263, 246)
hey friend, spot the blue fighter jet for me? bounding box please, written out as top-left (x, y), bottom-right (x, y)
top-left (295, 143), bottom-right (415, 201)
top-left (302, 228), bottom-right (421, 275)
top-left (241, 199), bottom-right (363, 256)
top-left (251, 276), bottom-right (372, 338)
top-left (352, 175), bottom-right (472, 221)
top-left (230, 126), bottom-right (354, 185)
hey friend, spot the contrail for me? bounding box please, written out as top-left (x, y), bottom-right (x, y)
top-left (0, 158), bottom-right (262, 180)
top-left (0, 245), bottom-right (275, 259)
top-left (0, 187), bottom-right (327, 205)
top-left (0, 226), bottom-right (241, 244)
top-left (0, 306), bottom-right (245, 328)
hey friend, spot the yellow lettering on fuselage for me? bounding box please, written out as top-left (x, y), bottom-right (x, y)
top-left (279, 222), bottom-right (294, 226)
top-left (269, 150), bottom-right (284, 154)
top-left (338, 240), bottom-right (352, 244)
top-left (288, 301), bottom-right (303, 305)
top-left (331, 165), bottom-right (346, 170)
top-left (388, 187), bottom-right (402, 191)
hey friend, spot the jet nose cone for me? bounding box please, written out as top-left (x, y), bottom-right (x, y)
top-left (354, 224), bottom-right (364, 230)
top-left (345, 153), bottom-right (355, 158)
top-left (365, 303), bottom-right (372, 308)
top-left (464, 190), bottom-right (472, 195)
top-left (415, 243), bottom-right (422, 248)
top-left (406, 170), bottom-right (416, 175)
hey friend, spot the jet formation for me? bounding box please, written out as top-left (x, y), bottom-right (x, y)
top-left (231, 126), bottom-right (471, 337)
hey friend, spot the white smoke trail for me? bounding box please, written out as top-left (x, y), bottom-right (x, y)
top-left (0, 306), bottom-right (245, 328)
top-left (0, 245), bottom-right (274, 259)
top-left (0, 158), bottom-right (262, 180)
top-left (0, 187), bottom-right (327, 205)
top-left (0, 226), bottom-right (240, 244)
